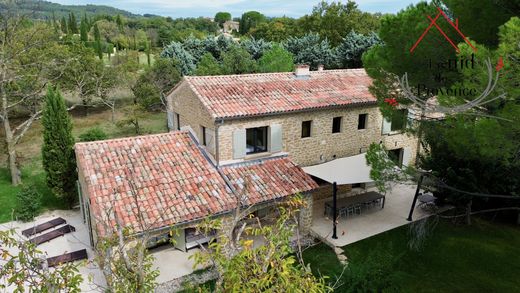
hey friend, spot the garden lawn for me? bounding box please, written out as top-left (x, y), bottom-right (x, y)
top-left (303, 218), bottom-right (520, 292)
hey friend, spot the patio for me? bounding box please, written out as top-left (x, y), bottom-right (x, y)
top-left (0, 210), bottom-right (202, 291)
top-left (310, 183), bottom-right (434, 247)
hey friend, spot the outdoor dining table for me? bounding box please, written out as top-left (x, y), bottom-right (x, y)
top-left (324, 191), bottom-right (385, 219)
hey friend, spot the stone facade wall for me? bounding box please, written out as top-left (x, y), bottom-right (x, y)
top-left (218, 105), bottom-right (418, 167)
top-left (167, 81), bottom-right (418, 168)
top-left (312, 184), bottom-right (353, 201)
top-left (167, 82), bottom-right (217, 156)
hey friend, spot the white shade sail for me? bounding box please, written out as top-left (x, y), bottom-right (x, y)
top-left (302, 153), bottom-right (373, 185)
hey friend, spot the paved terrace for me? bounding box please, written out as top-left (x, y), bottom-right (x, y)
top-left (310, 183), bottom-right (434, 247)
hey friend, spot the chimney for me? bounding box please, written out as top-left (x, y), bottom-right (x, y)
top-left (294, 64), bottom-right (310, 79)
top-left (317, 64), bottom-right (324, 72)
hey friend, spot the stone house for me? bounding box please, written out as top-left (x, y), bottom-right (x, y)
top-left (166, 65), bottom-right (417, 172)
top-left (75, 65), bottom-right (418, 251)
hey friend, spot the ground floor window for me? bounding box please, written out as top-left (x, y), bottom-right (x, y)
top-left (388, 148), bottom-right (403, 167)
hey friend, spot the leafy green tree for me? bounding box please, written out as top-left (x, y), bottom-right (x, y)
top-left (41, 87), bottom-right (77, 206)
top-left (249, 17), bottom-right (300, 42)
top-left (336, 31), bottom-right (381, 68)
top-left (133, 58), bottom-right (182, 109)
top-left (215, 12), bottom-right (232, 27)
top-left (15, 185), bottom-right (42, 222)
top-left (195, 52), bottom-right (223, 75)
top-left (299, 0), bottom-right (381, 46)
top-left (258, 45), bottom-right (295, 73)
top-left (285, 33), bottom-right (337, 69)
top-left (239, 11), bottom-right (266, 34)
top-left (79, 127), bottom-right (108, 142)
top-left (221, 46), bottom-right (257, 74)
top-left (192, 196), bottom-right (330, 292)
top-left (0, 12), bottom-right (67, 185)
top-left (117, 104), bottom-right (147, 134)
top-left (0, 230), bottom-right (83, 292)
top-left (115, 14), bottom-right (124, 31)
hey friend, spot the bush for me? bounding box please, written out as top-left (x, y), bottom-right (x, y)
top-left (78, 127), bottom-right (109, 142)
top-left (15, 185), bottom-right (42, 222)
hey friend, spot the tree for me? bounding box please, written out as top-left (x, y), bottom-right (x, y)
top-left (0, 230), bottom-right (83, 292)
top-left (60, 15), bottom-right (68, 34)
top-left (195, 53), bottom-right (223, 76)
top-left (298, 1), bottom-right (381, 46)
top-left (133, 58), bottom-right (182, 109)
top-left (285, 33), bottom-right (337, 69)
top-left (68, 12), bottom-right (78, 34)
top-left (117, 104), bottom-right (147, 134)
top-left (258, 45), bottom-right (295, 73)
top-left (0, 11), bottom-right (68, 185)
top-left (239, 11), bottom-right (266, 35)
top-left (41, 87), bottom-right (77, 206)
top-left (249, 17), bottom-right (300, 42)
top-left (161, 41), bottom-right (196, 75)
top-left (221, 46), bottom-right (257, 74)
top-left (54, 44), bottom-right (103, 115)
top-left (93, 22), bottom-right (103, 59)
top-left (79, 127), bottom-right (108, 142)
top-left (240, 37), bottom-right (272, 60)
top-left (336, 31), bottom-right (381, 68)
top-left (443, 0), bottom-right (519, 47)
top-left (80, 17), bottom-right (88, 42)
top-left (191, 194), bottom-right (331, 292)
top-left (15, 185), bottom-right (42, 222)
top-left (215, 12), bottom-right (232, 27)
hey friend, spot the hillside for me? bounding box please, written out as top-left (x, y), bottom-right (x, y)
top-left (1, 0), bottom-right (140, 19)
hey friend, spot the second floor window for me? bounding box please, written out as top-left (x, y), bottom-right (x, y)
top-left (201, 126), bottom-right (206, 146)
top-left (332, 117), bottom-right (342, 133)
top-left (358, 114), bottom-right (368, 129)
top-left (246, 126), bottom-right (268, 154)
top-left (176, 113), bottom-right (180, 130)
top-left (301, 120), bottom-right (312, 138)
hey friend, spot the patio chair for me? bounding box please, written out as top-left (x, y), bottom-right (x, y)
top-left (347, 206), bottom-right (355, 217)
top-left (339, 207), bottom-right (348, 218)
top-left (354, 204), bottom-right (362, 215)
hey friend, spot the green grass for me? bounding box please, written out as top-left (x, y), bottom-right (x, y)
top-left (303, 219), bottom-right (520, 292)
top-left (0, 163), bottom-right (68, 223)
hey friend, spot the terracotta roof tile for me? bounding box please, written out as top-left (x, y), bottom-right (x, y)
top-left (75, 132), bottom-right (317, 237)
top-left (183, 69), bottom-right (375, 119)
top-left (221, 157), bottom-right (318, 206)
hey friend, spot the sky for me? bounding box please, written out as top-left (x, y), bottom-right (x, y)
top-left (51, 0), bottom-right (423, 18)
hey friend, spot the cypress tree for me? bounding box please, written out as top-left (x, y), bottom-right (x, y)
top-left (60, 16), bottom-right (68, 34)
top-left (41, 87), bottom-right (77, 206)
top-left (68, 12), bottom-right (78, 34)
top-left (93, 23), bottom-right (103, 60)
top-left (80, 18), bottom-right (88, 42)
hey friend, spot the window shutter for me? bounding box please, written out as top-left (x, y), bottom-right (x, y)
top-left (407, 109), bottom-right (415, 128)
top-left (402, 147), bottom-right (412, 166)
top-left (233, 129), bottom-right (246, 159)
top-left (270, 124), bottom-right (282, 153)
top-left (206, 128), bottom-right (215, 152)
top-left (167, 110), bottom-right (174, 130)
top-left (382, 117), bottom-right (391, 134)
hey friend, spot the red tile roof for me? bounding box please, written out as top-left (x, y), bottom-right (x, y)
top-left (183, 69), bottom-right (375, 119)
top-left (221, 157), bottom-right (318, 206)
top-left (75, 132), bottom-right (235, 236)
top-left (75, 132), bottom-right (317, 236)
